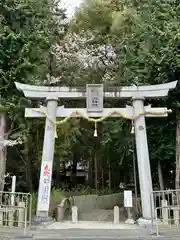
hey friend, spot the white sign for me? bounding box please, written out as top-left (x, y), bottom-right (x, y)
top-left (37, 161), bottom-right (53, 211)
top-left (124, 190), bottom-right (132, 208)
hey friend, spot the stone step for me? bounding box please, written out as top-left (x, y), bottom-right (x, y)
top-left (67, 208), bottom-right (125, 222)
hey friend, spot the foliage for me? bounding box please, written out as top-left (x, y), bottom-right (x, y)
top-left (0, 0), bottom-right (66, 192)
top-left (72, 0), bottom-right (180, 85)
top-left (0, 0), bottom-right (64, 98)
top-left (1, 0), bottom-right (180, 199)
top-left (52, 0), bottom-right (180, 189)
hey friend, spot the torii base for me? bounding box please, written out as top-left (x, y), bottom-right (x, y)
top-left (137, 217), bottom-right (160, 227)
top-left (137, 218), bottom-right (152, 226)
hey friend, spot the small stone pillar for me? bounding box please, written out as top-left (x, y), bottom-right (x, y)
top-left (114, 206), bottom-right (119, 224)
top-left (8, 209), bottom-right (14, 227)
top-left (161, 200), bottom-right (168, 225)
top-left (18, 202), bottom-right (25, 228)
top-left (173, 208), bottom-right (179, 226)
top-left (0, 209), bottom-right (3, 226)
top-left (72, 206), bottom-right (78, 223)
top-left (57, 204), bottom-right (64, 221)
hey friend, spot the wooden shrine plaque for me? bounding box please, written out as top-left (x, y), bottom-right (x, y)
top-left (86, 84), bottom-right (103, 112)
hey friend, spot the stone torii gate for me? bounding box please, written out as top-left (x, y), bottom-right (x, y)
top-left (15, 81), bottom-right (177, 224)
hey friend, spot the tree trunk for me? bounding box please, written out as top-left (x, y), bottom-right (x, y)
top-left (176, 119), bottom-right (180, 204)
top-left (101, 168), bottom-right (104, 189)
top-left (87, 156), bottom-right (93, 187)
top-left (158, 160), bottom-right (164, 191)
top-left (94, 153), bottom-right (98, 194)
top-left (0, 114), bottom-right (6, 191)
top-left (25, 137), bottom-right (33, 192)
top-left (56, 161), bottom-right (61, 188)
top-left (108, 160), bottom-right (111, 194)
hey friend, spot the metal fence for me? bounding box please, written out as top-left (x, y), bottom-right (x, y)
top-left (0, 191), bottom-right (32, 228)
top-left (151, 189), bottom-right (180, 229)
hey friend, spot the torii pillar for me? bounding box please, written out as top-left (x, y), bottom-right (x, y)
top-left (130, 83), bottom-right (177, 224)
top-left (133, 96), bottom-right (155, 224)
top-left (15, 81), bottom-right (177, 224)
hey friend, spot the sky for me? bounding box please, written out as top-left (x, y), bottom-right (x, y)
top-left (60, 0), bottom-right (82, 18)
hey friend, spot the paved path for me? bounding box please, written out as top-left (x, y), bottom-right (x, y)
top-left (45, 221), bottom-right (137, 229)
top-left (0, 223), bottom-right (180, 239)
top-left (1, 228), bottom-right (180, 240)
top-left (31, 228), bottom-right (150, 239)
top-left (0, 228), bottom-right (150, 239)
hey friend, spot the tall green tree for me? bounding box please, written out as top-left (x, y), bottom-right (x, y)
top-left (0, 0), bottom-right (65, 191)
top-left (53, 0), bottom-right (180, 190)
